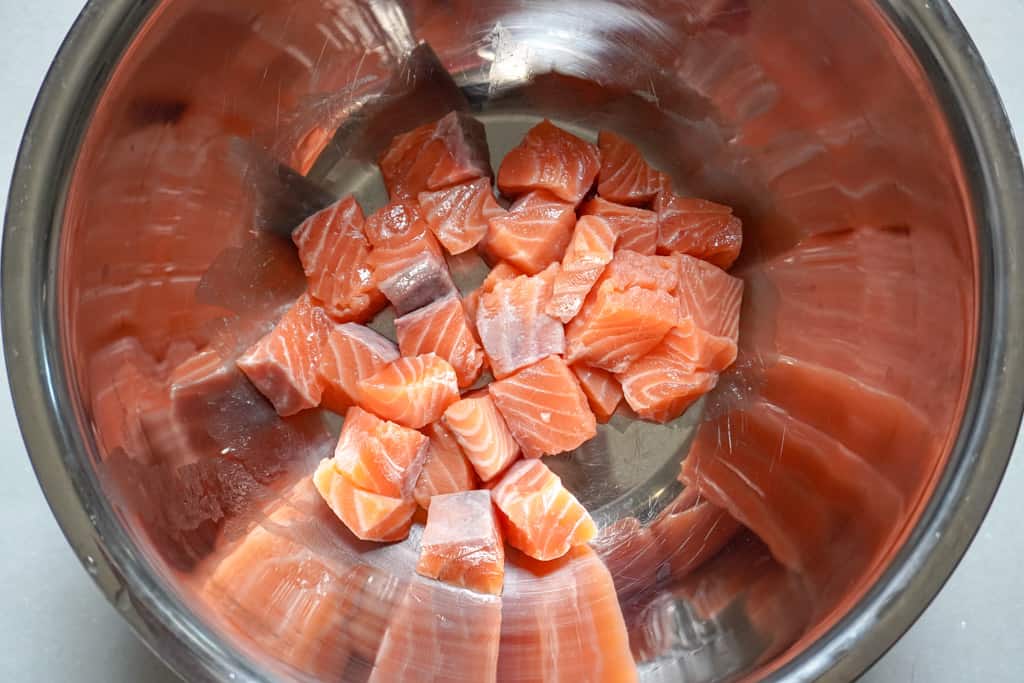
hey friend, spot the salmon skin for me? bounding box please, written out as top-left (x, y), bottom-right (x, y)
top-left (497, 119), bottom-right (600, 204)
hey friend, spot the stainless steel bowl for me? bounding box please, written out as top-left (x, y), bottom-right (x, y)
top-left (5, 0), bottom-right (1024, 681)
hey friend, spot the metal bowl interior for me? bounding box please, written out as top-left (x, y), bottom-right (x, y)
top-left (4, 0), bottom-right (1024, 681)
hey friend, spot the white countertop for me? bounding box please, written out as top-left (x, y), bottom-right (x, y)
top-left (1, 1), bottom-right (1021, 680)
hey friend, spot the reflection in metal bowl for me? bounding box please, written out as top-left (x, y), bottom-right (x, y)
top-left (4, 0), bottom-right (1024, 681)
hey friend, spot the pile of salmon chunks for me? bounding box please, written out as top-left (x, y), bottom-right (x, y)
top-left (237, 111), bottom-right (744, 596)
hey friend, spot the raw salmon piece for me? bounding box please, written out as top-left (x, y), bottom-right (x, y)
top-left (564, 251), bottom-right (679, 373)
top-left (332, 406), bottom-right (430, 500)
top-left (489, 355), bottom-right (597, 458)
top-left (580, 196), bottom-right (659, 255)
top-left (413, 422), bottom-right (480, 508)
top-left (599, 248), bottom-right (680, 292)
top-left (571, 363), bottom-right (623, 423)
top-left (417, 490), bottom-right (505, 595)
top-left (491, 459), bottom-right (597, 561)
top-left (395, 294), bottom-right (484, 388)
top-left (378, 110), bottom-right (492, 200)
top-left (547, 214), bottom-right (617, 323)
top-left (617, 325), bottom-right (719, 423)
top-left (318, 323), bottom-right (399, 414)
top-left (357, 353), bottom-right (460, 429)
top-left (368, 578), bottom-right (501, 683)
top-left (313, 459), bottom-right (417, 542)
top-left (463, 262), bottom-right (522, 329)
top-left (291, 196), bottom-right (385, 323)
top-left (497, 119), bottom-right (600, 204)
top-left (475, 266), bottom-right (565, 378)
top-left (363, 200), bottom-right (429, 247)
top-left (499, 547), bottom-right (637, 683)
top-left (418, 178), bottom-right (506, 254)
top-left (365, 201), bottom-right (459, 314)
top-left (375, 248), bottom-right (459, 316)
top-left (656, 193), bottom-right (743, 269)
top-left (443, 395), bottom-right (521, 482)
top-left (597, 130), bottom-right (664, 206)
top-left (236, 293), bottom-right (329, 416)
top-left (482, 190), bottom-right (576, 275)
top-left (676, 253), bottom-right (743, 371)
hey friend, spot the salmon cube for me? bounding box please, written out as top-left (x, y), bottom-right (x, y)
top-left (365, 201), bottom-right (458, 315)
top-left (416, 490), bottom-right (505, 595)
top-left (546, 215), bottom-right (617, 323)
top-left (482, 190), bottom-right (575, 275)
top-left (357, 354), bottom-right (460, 429)
top-left (396, 294), bottom-right (484, 388)
top-left (617, 325), bottom-right (719, 423)
top-left (413, 422), bottom-right (480, 509)
top-left (571, 364), bottom-right (623, 423)
top-left (378, 111), bottom-right (492, 201)
top-left (676, 254), bottom-right (743, 371)
top-left (489, 355), bottom-right (597, 458)
top-left (332, 406), bottom-right (429, 500)
top-left (318, 323), bottom-right (399, 414)
top-left (475, 266), bottom-right (565, 378)
top-left (597, 130), bottom-right (665, 206)
top-left (443, 395), bottom-right (521, 482)
top-left (291, 196), bottom-right (385, 323)
top-left (463, 262), bottom-right (522, 333)
top-left (313, 459), bottom-right (416, 542)
top-left (363, 200), bottom-right (429, 246)
top-left (599, 249), bottom-right (680, 292)
top-left (580, 195), bottom-right (659, 255)
top-left (656, 194), bottom-right (743, 270)
top-left (497, 119), bottom-right (600, 204)
top-left (418, 178), bottom-right (506, 255)
top-left (564, 250), bottom-right (679, 373)
top-left (237, 294), bottom-right (330, 416)
top-left (491, 459), bottom-right (597, 561)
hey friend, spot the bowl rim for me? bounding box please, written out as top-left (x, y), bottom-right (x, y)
top-left (3, 1), bottom-right (1023, 681)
